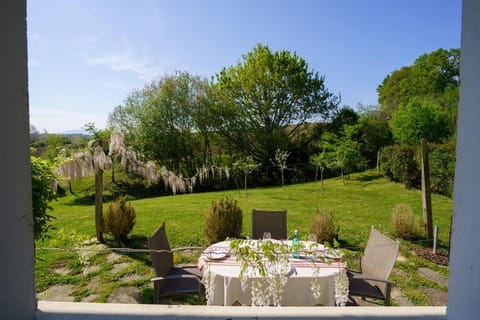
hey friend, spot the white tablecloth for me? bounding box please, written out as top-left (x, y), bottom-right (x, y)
top-left (199, 240), bottom-right (345, 306)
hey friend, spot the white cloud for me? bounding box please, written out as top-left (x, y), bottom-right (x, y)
top-left (29, 107), bottom-right (108, 133)
top-left (77, 34), bottom-right (163, 82)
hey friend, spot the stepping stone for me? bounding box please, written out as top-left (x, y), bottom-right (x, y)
top-left (418, 267), bottom-right (449, 287)
top-left (422, 287), bottom-right (448, 306)
top-left (106, 252), bottom-right (123, 263)
top-left (53, 267), bottom-right (70, 276)
top-left (37, 285), bottom-right (75, 302)
top-left (83, 264), bottom-right (100, 275)
top-left (391, 288), bottom-right (415, 306)
top-left (120, 274), bottom-right (143, 282)
top-left (86, 276), bottom-right (101, 291)
top-left (111, 262), bottom-right (130, 274)
top-left (81, 294), bottom-right (100, 302)
top-left (107, 286), bottom-right (141, 304)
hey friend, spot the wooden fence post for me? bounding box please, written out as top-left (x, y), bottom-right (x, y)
top-left (421, 138), bottom-right (433, 240)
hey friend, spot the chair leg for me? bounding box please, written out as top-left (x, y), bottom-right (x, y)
top-left (384, 283), bottom-right (392, 306)
top-left (153, 282), bottom-right (160, 304)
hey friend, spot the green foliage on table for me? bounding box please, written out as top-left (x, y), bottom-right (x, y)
top-left (229, 239), bottom-right (291, 279)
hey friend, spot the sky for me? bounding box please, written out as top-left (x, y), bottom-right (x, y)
top-left (27, 0), bottom-right (462, 134)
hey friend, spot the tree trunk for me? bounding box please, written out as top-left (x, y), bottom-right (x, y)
top-left (320, 168), bottom-right (324, 191)
top-left (421, 138), bottom-right (434, 240)
top-left (95, 168), bottom-right (104, 243)
top-left (244, 171), bottom-right (248, 197)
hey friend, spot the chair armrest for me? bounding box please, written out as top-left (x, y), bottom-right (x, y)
top-left (151, 274), bottom-right (202, 283)
top-left (350, 275), bottom-right (395, 286)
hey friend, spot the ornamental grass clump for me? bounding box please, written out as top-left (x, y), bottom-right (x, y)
top-left (204, 196), bottom-right (243, 244)
top-left (309, 209), bottom-right (338, 244)
top-left (391, 203), bottom-right (421, 240)
top-left (104, 196), bottom-right (136, 244)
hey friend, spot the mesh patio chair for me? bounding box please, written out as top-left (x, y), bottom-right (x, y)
top-left (148, 221), bottom-right (204, 303)
top-left (251, 209), bottom-right (287, 240)
top-left (347, 226), bottom-right (400, 306)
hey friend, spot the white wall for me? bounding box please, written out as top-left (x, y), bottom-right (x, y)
top-left (0, 0), bottom-right (37, 319)
top-left (447, 0), bottom-right (480, 318)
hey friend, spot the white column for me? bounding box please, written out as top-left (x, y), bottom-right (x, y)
top-left (447, 0), bottom-right (480, 318)
top-left (0, 0), bottom-right (36, 319)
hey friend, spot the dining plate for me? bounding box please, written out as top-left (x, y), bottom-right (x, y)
top-left (206, 248), bottom-right (231, 260)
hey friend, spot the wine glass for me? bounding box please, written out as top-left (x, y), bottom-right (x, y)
top-left (307, 233), bottom-right (317, 242)
top-left (263, 232), bottom-right (272, 240)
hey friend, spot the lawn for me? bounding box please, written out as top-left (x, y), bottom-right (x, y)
top-left (35, 169), bottom-right (453, 305)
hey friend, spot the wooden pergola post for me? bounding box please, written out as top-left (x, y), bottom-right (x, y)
top-left (421, 138), bottom-right (433, 240)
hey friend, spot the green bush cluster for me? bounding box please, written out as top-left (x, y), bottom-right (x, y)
top-left (380, 142), bottom-right (455, 197)
top-left (391, 204), bottom-right (421, 240)
top-left (309, 209), bottom-right (338, 244)
top-left (429, 142), bottom-right (456, 197)
top-left (380, 145), bottom-right (420, 188)
top-left (31, 156), bottom-right (57, 241)
top-left (204, 197), bottom-right (243, 244)
top-left (104, 196), bottom-right (136, 244)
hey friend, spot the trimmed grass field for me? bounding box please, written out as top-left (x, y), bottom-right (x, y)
top-left (35, 170), bottom-right (452, 305)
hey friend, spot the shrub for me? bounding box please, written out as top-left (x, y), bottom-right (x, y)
top-left (204, 197), bottom-right (243, 244)
top-left (31, 156), bottom-right (57, 241)
top-left (104, 196), bottom-right (136, 244)
top-left (380, 145), bottom-right (420, 188)
top-left (429, 142), bottom-right (456, 197)
top-left (309, 209), bottom-right (338, 244)
top-left (391, 204), bottom-right (421, 240)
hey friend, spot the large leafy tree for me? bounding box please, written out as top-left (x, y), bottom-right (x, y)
top-left (108, 71), bottom-right (211, 176)
top-left (390, 100), bottom-right (452, 146)
top-left (377, 48), bottom-right (460, 118)
top-left (213, 44), bottom-right (339, 166)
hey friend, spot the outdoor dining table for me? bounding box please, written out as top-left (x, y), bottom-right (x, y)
top-left (198, 240), bottom-right (346, 306)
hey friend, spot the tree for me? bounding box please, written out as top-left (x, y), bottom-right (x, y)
top-left (321, 126), bottom-right (366, 184)
top-left (108, 71), bottom-right (211, 177)
top-left (84, 123), bottom-right (111, 243)
top-left (357, 109), bottom-right (393, 167)
top-left (310, 151), bottom-right (331, 191)
top-left (273, 149), bottom-right (290, 187)
top-left (213, 44), bottom-right (339, 167)
top-left (31, 156), bottom-right (57, 240)
top-left (233, 156), bottom-right (259, 197)
top-left (377, 48), bottom-right (460, 118)
top-left (328, 106), bottom-right (359, 135)
top-left (389, 100), bottom-right (452, 146)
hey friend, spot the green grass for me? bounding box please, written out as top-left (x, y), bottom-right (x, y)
top-left (36, 169), bottom-right (453, 304)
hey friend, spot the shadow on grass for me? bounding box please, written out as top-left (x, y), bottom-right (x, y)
top-left (337, 238), bottom-right (363, 252)
top-left (354, 172), bottom-right (384, 182)
top-left (64, 184), bottom-right (169, 206)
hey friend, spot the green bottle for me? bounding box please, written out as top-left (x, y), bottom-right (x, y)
top-left (292, 229), bottom-right (300, 258)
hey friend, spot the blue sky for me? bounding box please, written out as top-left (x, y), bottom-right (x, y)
top-left (27, 0), bottom-right (462, 133)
